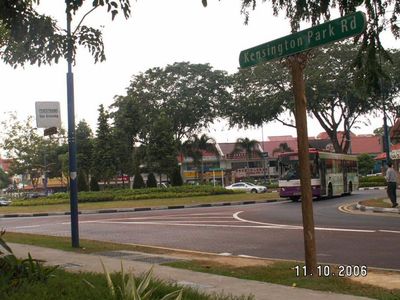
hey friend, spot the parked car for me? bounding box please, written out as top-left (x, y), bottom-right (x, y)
top-left (0, 197), bottom-right (11, 206)
top-left (225, 182), bottom-right (267, 193)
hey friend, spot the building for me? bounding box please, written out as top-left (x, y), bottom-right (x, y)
top-left (180, 132), bottom-right (384, 184)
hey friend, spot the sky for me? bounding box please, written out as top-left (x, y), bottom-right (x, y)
top-left (0, 0), bottom-right (398, 144)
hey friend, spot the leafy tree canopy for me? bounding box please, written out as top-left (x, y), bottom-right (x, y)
top-left (112, 62), bottom-right (231, 142)
top-left (0, 112), bottom-right (66, 187)
top-left (203, 0), bottom-right (399, 95)
top-left (358, 153), bottom-right (376, 175)
top-left (225, 42), bottom-right (400, 153)
top-left (0, 168), bottom-right (10, 189)
top-left (0, 0), bottom-right (131, 67)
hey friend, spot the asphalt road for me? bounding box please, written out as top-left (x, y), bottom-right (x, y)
top-left (2, 189), bottom-right (400, 270)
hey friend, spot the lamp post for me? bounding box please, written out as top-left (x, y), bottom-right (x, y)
top-left (66, 5), bottom-right (80, 248)
top-left (261, 125), bottom-right (267, 184)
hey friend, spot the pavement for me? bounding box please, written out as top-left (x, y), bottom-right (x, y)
top-left (3, 192), bottom-right (400, 299)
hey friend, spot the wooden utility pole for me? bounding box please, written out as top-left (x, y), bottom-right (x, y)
top-left (288, 53), bottom-right (317, 276)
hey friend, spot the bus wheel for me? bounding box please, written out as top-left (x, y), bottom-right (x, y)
top-left (348, 182), bottom-right (353, 195)
top-left (328, 183), bottom-right (333, 198)
top-left (289, 196), bottom-right (300, 202)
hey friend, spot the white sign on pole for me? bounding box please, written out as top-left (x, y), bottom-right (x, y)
top-left (35, 102), bottom-right (61, 129)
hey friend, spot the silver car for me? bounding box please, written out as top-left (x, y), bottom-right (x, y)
top-left (225, 182), bottom-right (267, 193)
top-left (0, 197), bottom-right (11, 206)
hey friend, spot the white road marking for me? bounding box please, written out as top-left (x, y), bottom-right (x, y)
top-left (14, 225), bottom-right (41, 229)
top-left (75, 213), bottom-right (233, 225)
top-left (379, 230), bottom-right (400, 234)
top-left (233, 211), bottom-right (376, 233)
top-left (48, 211), bottom-right (399, 235)
top-left (88, 220), bottom-right (293, 229)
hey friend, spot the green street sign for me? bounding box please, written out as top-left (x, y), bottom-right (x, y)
top-left (239, 11), bottom-right (366, 68)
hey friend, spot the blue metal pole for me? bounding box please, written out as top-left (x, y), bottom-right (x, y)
top-left (66, 8), bottom-right (79, 248)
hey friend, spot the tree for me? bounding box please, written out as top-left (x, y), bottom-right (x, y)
top-left (0, 0), bottom-right (131, 67)
top-left (0, 168), bottom-right (10, 189)
top-left (182, 134), bottom-right (219, 182)
top-left (92, 105), bottom-right (116, 186)
top-left (272, 142), bottom-right (293, 157)
top-left (112, 62), bottom-right (231, 142)
top-left (132, 170), bottom-right (145, 189)
top-left (221, 59), bottom-right (294, 129)
top-left (305, 43), bottom-right (376, 153)
top-left (358, 153), bottom-right (376, 175)
top-left (204, 0), bottom-right (399, 95)
top-left (90, 174), bottom-right (100, 191)
top-left (112, 126), bottom-right (134, 188)
top-left (171, 167), bottom-right (183, 186)
top-left (226, 43), bottom-right (400, 153)
top-left (231, 138), bottom-right (261, 169)
top-left (146, 172), bottom-right (157, 188)
top-left (76, 120), bottom-right (94, 191)
top-left (0, 113), bottom-right (63, 189)
top-left (146, 114), bottom-right (178, 182)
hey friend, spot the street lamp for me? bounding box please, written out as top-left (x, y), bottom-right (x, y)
top-left (66, 5), bottom-right (79, 248)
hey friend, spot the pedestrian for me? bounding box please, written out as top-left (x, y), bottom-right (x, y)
top-left (385, 161), bottom-right (398, 208)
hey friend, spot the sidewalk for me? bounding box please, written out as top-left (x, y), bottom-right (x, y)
top-left (9, 243), bottom-right (372, 300)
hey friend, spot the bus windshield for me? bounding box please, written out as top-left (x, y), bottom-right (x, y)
top-left (279, 154), bottom-right (319, 180)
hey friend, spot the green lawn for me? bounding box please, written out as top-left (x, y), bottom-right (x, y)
top-left (0, 192), bottom-right (279, 214)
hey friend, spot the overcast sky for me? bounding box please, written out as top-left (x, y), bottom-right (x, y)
top-left (0, 0), bottom-right (398, 143)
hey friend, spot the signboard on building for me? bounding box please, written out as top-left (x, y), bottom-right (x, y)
top-left (35, 102), bottom-right (61, 129)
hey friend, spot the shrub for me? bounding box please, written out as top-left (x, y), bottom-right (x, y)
top-left (0, 230), bottom-right (58, 288)
top-left (90, 176), bottom-right (100, 191)
top-left (11, 185), bottom-right (240, 206)
top-left (133, 172), bottom-right (145, 189)
top-left (359, 176), bottom-right (386, 184)
top-left (171, 167), bottom-right (183, 186)
top-left (78, 171), bottom-right (89, 192)
top-left (146, 172), bottom-right (157, 188)
top-left (95, 261), bottom-right (183, 300)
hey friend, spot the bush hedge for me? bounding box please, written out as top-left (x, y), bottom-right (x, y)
top-left (359, 176), bottom-right (386, 183)
top-left (359, 176), bottom-right (386, 187)
top-left (12, 185), bottom-right (240, 206)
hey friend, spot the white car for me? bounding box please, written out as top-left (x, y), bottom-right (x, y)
top-left (0, 197), bottom-right (11, 206)
top-left (225, 182), bottom-right (267, 193)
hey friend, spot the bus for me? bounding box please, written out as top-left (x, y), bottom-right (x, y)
top-left (278, 149), bottom-right (358, 201)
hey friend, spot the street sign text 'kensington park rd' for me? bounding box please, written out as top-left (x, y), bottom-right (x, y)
top-left (239, 11), bottom-right (366, 68)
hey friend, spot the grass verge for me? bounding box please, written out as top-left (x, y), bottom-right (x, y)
top-left (0, 192), bottom-right (278, 214)
top-left (164, 260), bottom-right (400, 300)
top-left (4, 232), bottom-right (400, 300)
top-left (359, 198), bottom-right (393, 208)
top-left (3, 232), bottom-right (179, 256)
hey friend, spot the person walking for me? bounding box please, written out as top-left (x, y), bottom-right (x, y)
top-left (385, 161), bottom-right (398, 208)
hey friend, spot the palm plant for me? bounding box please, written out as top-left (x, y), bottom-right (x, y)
top-left (272, 142), bottom-right (293, 157)
top-left (231, 138), bottom-right (261, 169)
top-left (181, 134), bottom-right (220, 182)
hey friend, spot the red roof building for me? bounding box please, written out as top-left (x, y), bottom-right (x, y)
top-left (0, 158), bottom-right (12, 173)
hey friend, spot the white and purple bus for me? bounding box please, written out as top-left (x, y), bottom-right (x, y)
top-left (278, 149), bottom-right (358, 201)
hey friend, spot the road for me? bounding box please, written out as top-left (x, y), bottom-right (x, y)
top-left (2, 189), bottom-right (400, 270)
